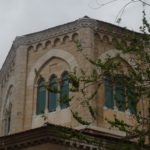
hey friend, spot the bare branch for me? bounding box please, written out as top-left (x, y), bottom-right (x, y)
top-left (139, 0), bottom-right (150, 6)
top-left (88, 0), bottom-right (120, 9)
top-left (115, 0), bottom-right (140, 23)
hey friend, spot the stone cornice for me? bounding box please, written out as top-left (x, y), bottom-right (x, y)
top-left (0, 123), bottom-right (138, 150)
top-left (13, 17), bottom-right (98, 47)
top-left (0, 123), bottom-right (145, 150)
top-left (13, 17), bottom-right (137, 47)
top-left (0, 124), bottom-right (99, 150)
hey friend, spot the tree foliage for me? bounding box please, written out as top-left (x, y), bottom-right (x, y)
top-left (68, 2), bottom-right (150, 149)
top-left (35, 1), bottom-right (150, 149)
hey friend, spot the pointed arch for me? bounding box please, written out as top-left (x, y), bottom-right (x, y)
top-left (99, 49), bottom-right (136, 68)
top-left (101, 49), bottom-right (137, 113)
top-left (27, 49), bottom-right (78, 86)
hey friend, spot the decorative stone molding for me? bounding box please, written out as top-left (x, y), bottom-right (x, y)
top-left (13, 22), bottom-right (78, 47)
top-left (36, 43), bottom-right (43, 52)
top-left (99, 49), bottom-right (136, 69)
top-left (12, 16), bottom-right (132, 48)
top-left (27, 49), bottom-right (78, 86)
top-left (0, 124), bottom-right (140, 150)
top-left (94, 32), bottom-right (122, 46)
top-left (27, 32), bottom-right (79, 53)
top-left (44, 40), bottom-right (51, 49)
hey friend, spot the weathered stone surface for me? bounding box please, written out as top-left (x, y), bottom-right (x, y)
top-left (0, 17), bottom-right (139, 137)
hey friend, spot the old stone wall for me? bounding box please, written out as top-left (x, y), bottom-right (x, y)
top-left (0, 17), bottom-right (139, 137)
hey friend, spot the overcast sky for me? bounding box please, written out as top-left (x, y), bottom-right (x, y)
top-left (0, 0), bottom-right (150, 69)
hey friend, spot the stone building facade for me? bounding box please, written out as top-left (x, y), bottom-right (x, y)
top-left (0, 16), bottom-right (139, 141)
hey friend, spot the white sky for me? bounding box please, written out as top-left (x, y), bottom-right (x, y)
top-left (0, 0), bottom-right (150, 69)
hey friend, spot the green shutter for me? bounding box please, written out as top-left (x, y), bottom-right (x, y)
top-left (104, 75), bottom-right (114, 108)
top-left (60, 72), bottom-right (69, 109)
top-left (37, 80), bottom-right (46, 115)
top-left (48, 75), bottom-right (57, 112)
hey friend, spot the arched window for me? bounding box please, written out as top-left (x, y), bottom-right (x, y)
top-left (48, 75), bottom-right (58, 112)
top-left (104, 74), bottom-right (114, 109)
top-left (60, 72), bottom-right (69, 109)
top-left (37, 79), bottom-right (46, 114)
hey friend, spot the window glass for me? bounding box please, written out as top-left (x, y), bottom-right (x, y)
top-left (48, 75), bottom-right (57, 112)
top-left (37, 79), bottom-right (46, 114)
top-left (60, 72), bottom-right (69, 109)
top-left (104, 74), bottom-right (128, 112)
top-left (104, 75), bottom-right (114, 108)
top-left (127, 83), bottom-right (137, 114)
top-left (114, 75), bottom-right (126, 111)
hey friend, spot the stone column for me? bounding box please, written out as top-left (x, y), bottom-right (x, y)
top-left (77, 23), bottom-right (98, 126)
top-left (24, 81), bottom-right (36, 130)
top-left (77, 25), bottom-right (96, 78)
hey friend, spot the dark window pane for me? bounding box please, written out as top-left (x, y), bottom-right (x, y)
top-left (48, 75), bottom-right (57, 112)
top-left (37, 80), bottom-right (46, 115)
top-left (60, 72), bottom-right (69, 109)
top-left (127, 85), bottom-right (137, 114)
top-left (104, 75), bottom-right (114, 108)
top-left (115, 76), bottom-right (126, 112)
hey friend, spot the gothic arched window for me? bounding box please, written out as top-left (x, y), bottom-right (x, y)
top-left (36, 79), bottom-right (46, 115)
top-left (48, 75), bottom-right (58, 112)
top-left (60, 72), bottom-right (69, 109)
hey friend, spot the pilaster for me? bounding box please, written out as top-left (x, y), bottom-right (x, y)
top-left (11, 45), bottom-right (28, 133)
